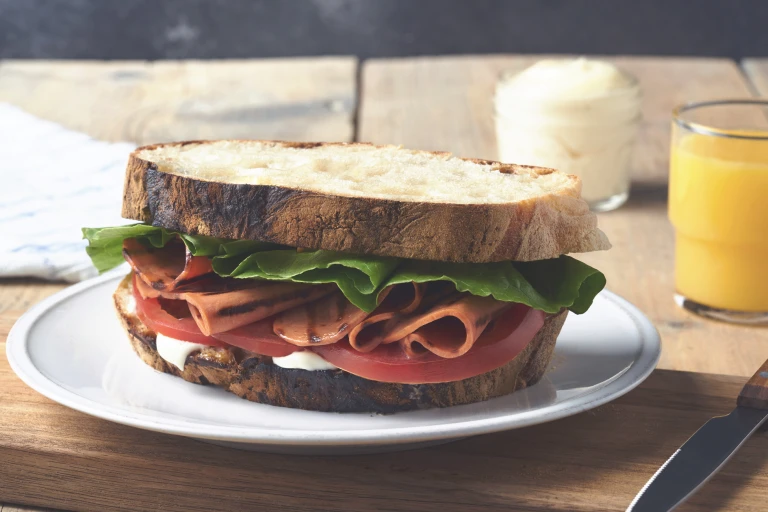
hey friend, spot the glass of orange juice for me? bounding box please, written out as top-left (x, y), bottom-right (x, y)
top-left (670, 99), bottom-right (768, 324)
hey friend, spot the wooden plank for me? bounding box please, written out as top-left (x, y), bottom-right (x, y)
top-left (0, 58), bottom-right (357, 144)
top-left (743, 58), bottom-right (768, 95)
top-left (1, 362), bottom-right (766, 512)
top-left (1, 505), bottom-right (57, 511)
top-left (359, 55), bottom-right (765, 378)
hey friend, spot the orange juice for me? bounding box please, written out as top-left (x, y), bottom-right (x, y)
top-left (669, 131), bottom-right (768, 312)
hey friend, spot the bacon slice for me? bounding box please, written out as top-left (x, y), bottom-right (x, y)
top-left (348, 282), bottom-right (466, 352)
top-left (271, 289), bottom-right (390, 346)
top-left (349, 293), bottom-right (511, 359)
top-left (347, 283), bottom-right (426, 352)
top-left (132, 271), bottom-right (162, 299)
top-left (132, 271), bottom-right (183, 300)
top-left (395, 295), bottom-right (511, 359)
top-left (123, 237), bottom-right (219, 293)
top-left (185, 282), bottom-right (336, 335)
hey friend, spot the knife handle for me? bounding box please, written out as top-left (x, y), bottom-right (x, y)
top-left (738, 359), bottom-right (768, 409)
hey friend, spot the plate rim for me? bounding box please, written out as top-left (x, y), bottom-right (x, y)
top-left (6, 272), bottom-right (661, 446)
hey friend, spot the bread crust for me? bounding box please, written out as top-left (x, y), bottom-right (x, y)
top-left (114, 275), bottom-right (566, 413)
top-left (121, 140), bottom-right (609, 263)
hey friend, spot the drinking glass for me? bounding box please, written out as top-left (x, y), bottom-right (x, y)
top-left (670, 99), bottom-right (768, 324)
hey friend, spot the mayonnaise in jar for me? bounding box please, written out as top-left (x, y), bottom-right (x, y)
top-left (494, 58), bottom-right (641, 211)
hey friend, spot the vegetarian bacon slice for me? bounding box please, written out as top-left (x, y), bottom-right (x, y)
top-left (347, 282), bottom-right (426, 352)
top-left (395, 295), bottom-right (512, 358)
top-left (349, 292), bottom-right (511, 359)
top-left (271, 289), bottom-right (393, 346)
top-left (185, 282), bottom-right (335, 335)
top-left (348, 282), bottom-right (466, 352)
top-left (132, 270), bottom-right (181, 299)
top-left (123, 237), bottom-right (218, 293)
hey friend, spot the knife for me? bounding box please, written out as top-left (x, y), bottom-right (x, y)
top-left (627, 359), bottom-right (768, 511)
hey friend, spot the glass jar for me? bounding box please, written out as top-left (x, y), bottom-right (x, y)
top-left (494, 59), bottom-right (641, 212)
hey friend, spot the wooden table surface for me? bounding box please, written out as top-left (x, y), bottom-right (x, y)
top-left (1, 55), bottom-right (767, 511)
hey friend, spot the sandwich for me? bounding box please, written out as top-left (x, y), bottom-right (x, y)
top-left (83, 140), bottom-right (610, 413)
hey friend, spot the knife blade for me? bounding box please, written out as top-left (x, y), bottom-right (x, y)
top-left (627, 359), bottom-right (768, 512)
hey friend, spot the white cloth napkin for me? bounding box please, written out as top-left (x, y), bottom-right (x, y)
top-left (0, 103), bottom-right (135, 281)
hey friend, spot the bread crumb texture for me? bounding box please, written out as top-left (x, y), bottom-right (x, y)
top-left (138, 141), bottom-right (578, 205)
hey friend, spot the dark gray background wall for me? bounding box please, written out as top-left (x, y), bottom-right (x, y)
top-left (2, 0), bottom-right (767, 60)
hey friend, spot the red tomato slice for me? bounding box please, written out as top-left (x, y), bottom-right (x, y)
top-left (213, 321), bottom-right (299, 358)
top-left (133, 276), bottom-right (223, 346)
top-left (313, 303), bottom-right (547, 384)
top-left (132, 275), bottom-right (298, 357)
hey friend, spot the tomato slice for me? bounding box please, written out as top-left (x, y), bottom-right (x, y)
top-left (313, 303), bottom-right (547, 384)
top-left (213, 321), bottom-right (299, 358)
top-left (133, 275), bottom-right (223, 346)
top-left (132, 275), bottom-right (299, 357)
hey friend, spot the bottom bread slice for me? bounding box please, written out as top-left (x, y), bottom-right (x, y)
top-left (114, 274), bottom-right (567, 414)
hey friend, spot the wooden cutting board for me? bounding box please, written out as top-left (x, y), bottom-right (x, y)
top-left (1, 344), bottom-right (767, 512)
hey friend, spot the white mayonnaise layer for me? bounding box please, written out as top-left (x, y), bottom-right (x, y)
top-left (272, 351), bottom-right (338, 371)
top-left (154, 332), bottom-right (338, 372)
top-left (155, 333), bottom-right (208, 371)
top-left (124, 293), bottom-right (137, 315)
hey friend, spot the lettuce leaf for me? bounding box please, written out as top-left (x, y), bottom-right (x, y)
top-left (81, 224), bottom-right (225, 272)
top-left (82, 224), bottom-right (605, 314)
top-left (382, 257), bottom-right (604, 314)
top-left (212, 244), bottom-right (400, 312)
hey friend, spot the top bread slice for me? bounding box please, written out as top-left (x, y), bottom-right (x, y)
top-left (122, 140), bottom-right (610, 263)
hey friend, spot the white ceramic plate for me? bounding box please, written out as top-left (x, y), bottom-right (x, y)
top-left (7, 273), bottom-right (660, 455)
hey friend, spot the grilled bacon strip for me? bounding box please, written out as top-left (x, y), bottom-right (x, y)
top-left (123, 238), bottom-right (218, 293)
top-left (347, 283), bottom-right (426, 352)
top-left (272, 290), bottom-right (373, 346)
top-left (359, 294), bottom-right (511, 359)
top-left (132, 270), bottom-right (177, 299)
top-left (185, 282), bottom-right (335, 336)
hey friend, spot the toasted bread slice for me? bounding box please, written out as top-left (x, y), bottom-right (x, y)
top-left (122, 140), bottom-right (609, 263)
top-left (114, 274), bottom-right (565, 413)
